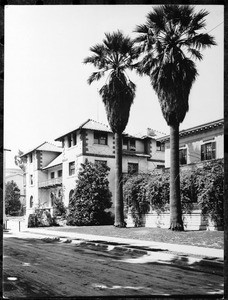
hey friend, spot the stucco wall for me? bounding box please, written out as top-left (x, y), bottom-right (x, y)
top-left (164, 127), bottom-right (223, 168)
top-left (85, 130), bottom-right (114, 156)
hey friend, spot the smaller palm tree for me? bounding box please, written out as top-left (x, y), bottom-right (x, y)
top-left (83, 30), bottom-right (139, 227)
top-left (134, 5), bottom-right (216, 230)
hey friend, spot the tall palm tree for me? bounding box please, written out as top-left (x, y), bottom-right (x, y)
top-left (135, 5), bottom-right (216, 230)
top-left (83, 30), bottom-right (139, 227)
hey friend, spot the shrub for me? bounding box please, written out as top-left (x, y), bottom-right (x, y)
top-left (123, 174), bottom-right (150, 226)
top-left (123, 160), bottom-right (224, 226)
top-left (180, 170), bottom-right (197, 214)
top-left (67, 161), bottom-right (113, 226)
top-left (28, 210), bottom-right (53, 227)
top-left (196, 160), bottom-right (224, 226)
top-left (146, 172), bottom-right (170, 214)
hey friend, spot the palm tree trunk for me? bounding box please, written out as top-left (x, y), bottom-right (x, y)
top-left (169, 123), bottom-right (184, 231)
top-left (114, 131), bottom-right (126, 227)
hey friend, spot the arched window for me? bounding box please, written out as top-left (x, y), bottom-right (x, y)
top-left (30, 196), bottom-right (33, 208)
top-left (69, 190), bottom-right (74, 202)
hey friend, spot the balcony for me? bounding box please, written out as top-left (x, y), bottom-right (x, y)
top-left (38, 178), bottom-right (62, 189)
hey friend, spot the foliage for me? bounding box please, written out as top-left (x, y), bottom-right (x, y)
top-left (14, 149), bottom-right (26, 172)
top-left (146, 173), bottom-right (170, 214)
top-left (123, 174), bottom-right (150, 226)
top-left (28, 210), bottom-right (53, 227)
top-left (52, 188), bottom-right (67, 217)
top-left (5, 180), bottom-right (21, 216)
top-left (124, 160), bottom-right (223, 227)
top-left (134, 5), bottom-right (216, 126)
top-left (180, 170), bottom-right (197, 214)
top-left (196, 160), bottom-right (224, 225)
top-left (84, 30), bottom-right (139, 134)
top-left (67, 161), bottom-right (113, 226)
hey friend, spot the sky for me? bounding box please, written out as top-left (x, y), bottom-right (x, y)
top-left (4, 4), bottom-right (224, 168)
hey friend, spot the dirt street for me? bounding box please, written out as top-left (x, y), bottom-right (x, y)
top-left (3, 234), bottom-right (223, 298)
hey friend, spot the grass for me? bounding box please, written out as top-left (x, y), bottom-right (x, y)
top-left (42, 225), bottom-right (223, 249)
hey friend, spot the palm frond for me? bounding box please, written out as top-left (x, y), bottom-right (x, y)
top-left (87, 71), bottom-right (105, 85)
top-left (187, 48), bottom-right (203, 60)
top-left (188, 33), bottom-right (217, 49)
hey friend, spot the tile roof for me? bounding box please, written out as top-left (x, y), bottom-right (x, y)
top-left (43, 153), bottom-right (63, 170)
top-left (55, 119), bottom-right (111, 141)
top-left (21, 142), bottom-right (62, 157)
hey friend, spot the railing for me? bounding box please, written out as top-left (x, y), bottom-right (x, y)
top-left (38, 178), bottom-right (62, 189)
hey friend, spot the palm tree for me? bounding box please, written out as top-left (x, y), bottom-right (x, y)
top-left (83, 30), bottom-right (139, 227)
top-left (135, 5), bottom-right (216, 230)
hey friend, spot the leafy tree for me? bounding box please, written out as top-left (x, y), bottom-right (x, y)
top-left (135, 5), bottom-right (216, 230)
top-left (14, 149), bottom-right (26, 172)
top-left (67, 161), bottom-right (113, 226)
top-left (83, 31), bottom-right (139, 227)
top-left (5, 180), bottom-right (21, 215)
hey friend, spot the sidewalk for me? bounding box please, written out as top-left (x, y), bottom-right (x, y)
top-left (5, 225), bottom-right (224, 260)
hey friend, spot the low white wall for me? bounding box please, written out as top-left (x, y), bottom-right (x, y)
top-left (127, 210), bottom-right (222, 231)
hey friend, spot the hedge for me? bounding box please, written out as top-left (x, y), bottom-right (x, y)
top-left (123, 159), bottom-right (223, 227)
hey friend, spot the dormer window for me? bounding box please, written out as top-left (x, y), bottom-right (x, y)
top-left (94, 131), bottom-right (108, 145)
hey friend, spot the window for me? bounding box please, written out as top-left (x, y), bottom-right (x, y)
top-left (95, 160), bottom-right (107, 167)
top-left (201, 142), bottom-right (216, 161)
top-left (29, 153), bottom-right (33, 163)
top-left (123, 138), bottom-right (136, 151)
top-left (69, 161), bottom-right (75, 176)
top-left (128, 163), bottom-right (139, 174)
top-left (94, 131), bottom-right (108, 145)
top-left (30, 175), bottom-right (33, 185)
top-left (72, 133), bottom-right (77, 146)
top-left (156, 141), bottom-right (165, 151)
top-left (129, 139), bottom-right (136, 151)
top-left (58, 170), bottom-right (62, 177)
top-left (30, 196), bottom-right (33, 208)
top-left (179, 148), bottom-right (187, 165)
top-left (50, 192), bottom-right (54, 207)
top-left (67, 135), bottom-right (71, 148)
top-left (51, 172), bottom-right (55, 179)
top-left (123, 138), bottom-right (128, 150)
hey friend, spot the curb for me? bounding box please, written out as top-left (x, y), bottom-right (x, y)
top-left (40, 236), bottom-right (223, 276)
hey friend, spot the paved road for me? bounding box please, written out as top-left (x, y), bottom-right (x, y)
top-left (3, 234), bottom-right (223, 298)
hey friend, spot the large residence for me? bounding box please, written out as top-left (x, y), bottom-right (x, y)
top-left (21, 119), bottom-right (165, 217)
top-left (21, 118), bottom-right (224, 230)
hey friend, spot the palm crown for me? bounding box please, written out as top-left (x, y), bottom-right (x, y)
top-left (134, 5), bottom-right (216, 126)
top-left (83, 30), bottom-right (139, 133)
